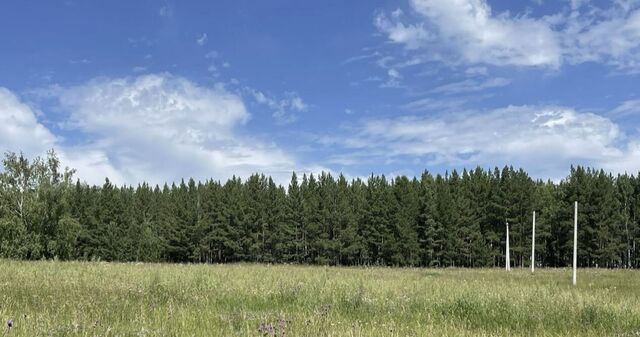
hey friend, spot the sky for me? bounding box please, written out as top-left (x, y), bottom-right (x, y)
top-left (1, 0), bottom-right (640, 186)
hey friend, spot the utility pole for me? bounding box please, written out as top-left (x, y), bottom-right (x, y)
top-left (531, 211), bottom-right (536, 273)
top-left (573, 201), bottom-right (578, 286)
top-left (506, 221), bottom-right (511, 272)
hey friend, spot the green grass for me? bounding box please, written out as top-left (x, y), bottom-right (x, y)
top-left (0, 261), bottom-right (638, 336)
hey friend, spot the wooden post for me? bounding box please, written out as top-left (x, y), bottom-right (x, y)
top-left (506, 221), bottom-right (511, 271)
top-left (573, 201), bottom-right (578, 286)
top-left (531, 211), bottom-right (536, 273)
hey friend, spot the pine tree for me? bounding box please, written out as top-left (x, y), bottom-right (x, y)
top-left (390, 176), bottom-right (420, 266)
top-left (2, 151), bottom-right (640, 268)
top-left (285, 172), bottom-right (305, 263)
top-left (351, 178), bottom-right (370, 265)
top-left (335, 174), bottom-right (361, 265)
top-left (316, 172), bottom-right (338, 264)
top-left (417, 171), bottom-right (438, 266)
top-left (301, 174), bottom-right (321, 263)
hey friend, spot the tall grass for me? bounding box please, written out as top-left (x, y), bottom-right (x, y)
top-left (0, 260), bottom-right (638, 336)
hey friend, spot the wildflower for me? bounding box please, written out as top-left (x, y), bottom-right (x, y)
top-left (277, 319), bottom-right (286, 337)
top-left (317, 304), bottom-right (332, 317)
top-left (257, 323), bottom-right (275, 336)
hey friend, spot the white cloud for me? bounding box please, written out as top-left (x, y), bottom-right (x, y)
top-left (325, 105), bottom-right (640, 178)
top-left (54, 74), bottom-right (299, 185)
top-left (380, 68), bottom-right (404, 88)
top-left (610, 99), bottom-right (640, 118)
top-left (59, 149), bottom-right (127, 186)
top-left (376, 0), bottom-right (640, 71)
top-left (570, 0), bottom-right (588, 11)
top-left (465, 66), bottom-right (488, 76)
top-left (374, 11), bottom-right (432, 50)
top-left (59, 74), bottom-right (249, 132)
top-left (341, 51), bottom-right (381, 65)
top-left (0, 87), bottom-right (122, 183)
top-left (204, 50), bottom-right (229, 77)
top-left (602, 141), bottom-right (640, 175)
top-left (430, 77), bottom-right (510, 94)
top-left (401, 97), bottom-right (467, 111)
top-left (391, 8), bottom-right (404, 18)
top-left (376, 56), bottom-right (395, 69)
top-left (0, 75), bottom-right (317, 186)
top-left (382, 0), bottom-right (561, 67)
top-left (248, 89), bottom-right (308, 124)
top-left (564, 5), bottom-right (640, 71)
top-left (388, 68), bottom-right (402, 79)
top-left (196, 33), bottom-right (208, 46)
top-left (0, 88), bottom-right (57, 156)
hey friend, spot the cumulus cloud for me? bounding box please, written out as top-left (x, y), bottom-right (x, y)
top-left (0, 87), bottom-right (122, 183)
top-left (53, 74), bottom-right (300, 185)
top-left (377, 0), bottom-right (561, 67)
top-left (323, 106), bottom-right (640, 179)
top-left (376, 0), bottom-right (640, 70)
top-left (59, 74), bottom-right (249, 133)
top-left (0, 88), bottom-right (57, 156)
top-left (0, 75), bottom-right (317, 186)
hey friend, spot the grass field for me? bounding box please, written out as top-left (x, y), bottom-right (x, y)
top-left (0, 261), bottom-right (638, 336)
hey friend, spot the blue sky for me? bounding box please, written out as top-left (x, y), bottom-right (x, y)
top-left (1, 0), bottom-right (640, 186)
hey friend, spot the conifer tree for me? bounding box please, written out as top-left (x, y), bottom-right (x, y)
top-left (1, 151), bottom-right (640, 268)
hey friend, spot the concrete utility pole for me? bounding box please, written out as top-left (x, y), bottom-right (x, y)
top-left (506, 221), bottom-right (511, 271)
top-left (531, 211), bottom-right (536, 273)
top-left (573, 201), bottom-right (578, 286)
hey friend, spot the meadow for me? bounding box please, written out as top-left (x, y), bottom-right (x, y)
top-left (0, 260), bottom-right (638, 336)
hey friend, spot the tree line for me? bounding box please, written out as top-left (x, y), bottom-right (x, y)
top-left (0, 150), bottom-right (638, 268)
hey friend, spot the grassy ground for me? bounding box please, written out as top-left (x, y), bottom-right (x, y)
top-left (0, 261), bottom-right (638, 336)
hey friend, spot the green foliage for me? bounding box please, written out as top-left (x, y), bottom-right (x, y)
top-left (1, 151), bottom-right (639, 267)
top-left (0, 261), bottom-right (639, 336)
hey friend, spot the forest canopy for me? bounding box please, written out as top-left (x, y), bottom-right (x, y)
top-left (0, 150), bottom-right (638, 268)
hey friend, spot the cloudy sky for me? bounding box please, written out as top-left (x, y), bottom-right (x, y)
top-left (1, 0), bottom-right (640, 186)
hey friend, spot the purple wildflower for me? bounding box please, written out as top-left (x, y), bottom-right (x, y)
top-left (257, 323), bottom-right (275, 336)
